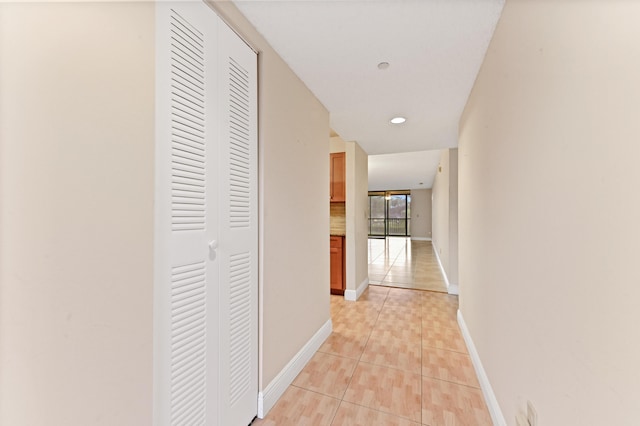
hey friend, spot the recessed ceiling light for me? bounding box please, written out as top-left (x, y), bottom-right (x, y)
top-left (390, 116), bottom-right (406, 124)
top-left (377, 61), bottom-right (390, 70)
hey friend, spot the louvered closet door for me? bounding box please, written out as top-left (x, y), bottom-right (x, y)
top-left (155, 2), bottom-right (257, 425)
top-left (216, 20), bottom-right (258, 426)
top-left (155, 2), bottom-right (221, 425)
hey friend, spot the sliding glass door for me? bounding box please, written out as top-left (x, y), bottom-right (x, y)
top-left (368, 191), bottom-right (411, 237)
top-left (368, 193), bottom-right (386, 237)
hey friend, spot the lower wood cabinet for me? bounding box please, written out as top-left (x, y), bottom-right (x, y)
top-left (330, 236), bottom-right (345, 295)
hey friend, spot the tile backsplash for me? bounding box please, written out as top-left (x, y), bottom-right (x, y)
top-left (330, 202), bottom-right (346, 235)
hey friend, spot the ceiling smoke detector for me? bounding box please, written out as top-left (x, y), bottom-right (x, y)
top-left (377, 61), bottom-right (390, 70)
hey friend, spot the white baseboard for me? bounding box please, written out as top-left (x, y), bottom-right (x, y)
top-left (431, 242), bottom-right (459, 295)
top-left (344, 277), bottom-right (369, 301)
top-left (457, 310), bottom-right (506, 426)
top-left (410, 237), bottom-right (432, 241)
top-left (257, 319), bottom-right (332, 418)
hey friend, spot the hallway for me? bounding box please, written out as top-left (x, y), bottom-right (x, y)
top-left (253, 244), bottom-right (491, 425)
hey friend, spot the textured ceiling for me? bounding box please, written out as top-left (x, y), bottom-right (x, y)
top-left (233, 0), bottom-right (504, 189)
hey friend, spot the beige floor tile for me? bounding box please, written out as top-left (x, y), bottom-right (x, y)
top-left (422, 300), bottom-right (458, 312)
top-left (423, 295), bottom-right (458, 307)
top-left (343, 363), bottom-right (422, 423)
top-left (421, 347), bottom-right (479, 388)
top-left (387, 287), bottom-right (424, 300)
top-left (422, 307), bottom-right (458, 321)
top-left (361, 331), bottom-right (422, 374)
top-left (360, 300), bottom-right (386, 310)
top-left (332, 321), bottom-right (375, 338)
top-left (358, 288), bottom-right (388, 304)
top-left (422, 327), bottom-right (468, 354)
top-left (421, 377), bottom-right (492, 426)
top-left (375, 316), bottom-right (422, 337)
top-left (422, 315), bottom-right (459, 331)
top-left (293, 352), bottom-right (358, 399)
top-left (332, 401), bottom-right (421, 426)
top-left (333, 311), bottom-right (380, 330)
top-left (379, 303), bottom-right (422, 318)
top-left (422, 292), bottom-right (458, 303)
top-left (319, 330), bottom-right (369, 359)
top-left (383, 294), bottom-right (424, 309)
top-left (367, 285), bottom-right (390, 295)
top-left (253, 386), bottom-right (340, 426)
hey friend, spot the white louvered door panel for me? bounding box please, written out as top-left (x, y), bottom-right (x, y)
top-left (156, 2), bottom-right (257, 426)
top-left (155, 2), bottom-right (220, 425)
top-left (217, 20), bottom-right (258, 426)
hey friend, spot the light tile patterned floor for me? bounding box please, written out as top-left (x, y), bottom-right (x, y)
top-left (253, 238), bottom-right (491, 426)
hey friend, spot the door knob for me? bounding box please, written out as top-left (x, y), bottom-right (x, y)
top-left (208, 240), bottom-right (218, 260)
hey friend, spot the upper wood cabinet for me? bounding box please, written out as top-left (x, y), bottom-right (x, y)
top-left (330, 152), bottom-right (346, 202)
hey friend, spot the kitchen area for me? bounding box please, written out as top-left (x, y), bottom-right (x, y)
top-left (329, 136), bottom-right (369, 300)
top-left (330, 152), bottom-right (346, 295)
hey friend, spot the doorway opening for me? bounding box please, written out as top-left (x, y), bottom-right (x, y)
top-left (367, 191), bottom-right (411, 237)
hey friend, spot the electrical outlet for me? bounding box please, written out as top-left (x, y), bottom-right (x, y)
top-left (527, 401), bottom-right (537, 426)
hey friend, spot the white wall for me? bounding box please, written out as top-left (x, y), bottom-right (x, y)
top-left (0, 3), bottom-right (156, 424)
top-left (459, 0), bottom-right (640, 424)
top-left (410, 189), bottom-right (432, 240)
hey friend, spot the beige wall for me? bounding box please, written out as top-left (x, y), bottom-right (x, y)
top-left (432, 150), bottom-right (449, 270)
top-left (346, 141), bottom-right (369, 295)
top-left (410, 189), bottom-right (432, 240)
top-left (330, 136), bottom-right (346, 153)
top-left (0, 3), bottom-right (155, 424)
top-left (431, 149), bottom-right (458, 291)
top-left (448, 149), bottom-right (459, 288)
top-left (209, 1), bottom-right (331, 391)
top-left (459, 0), bottom-right (640, 424)
top-left (0, 1), bottom-right (331, 423)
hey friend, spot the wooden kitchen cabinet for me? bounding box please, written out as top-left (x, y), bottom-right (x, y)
top-left (330, 236), bottom-right (345, 295)
top-left (330, 152), bottom-right (346, 202)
